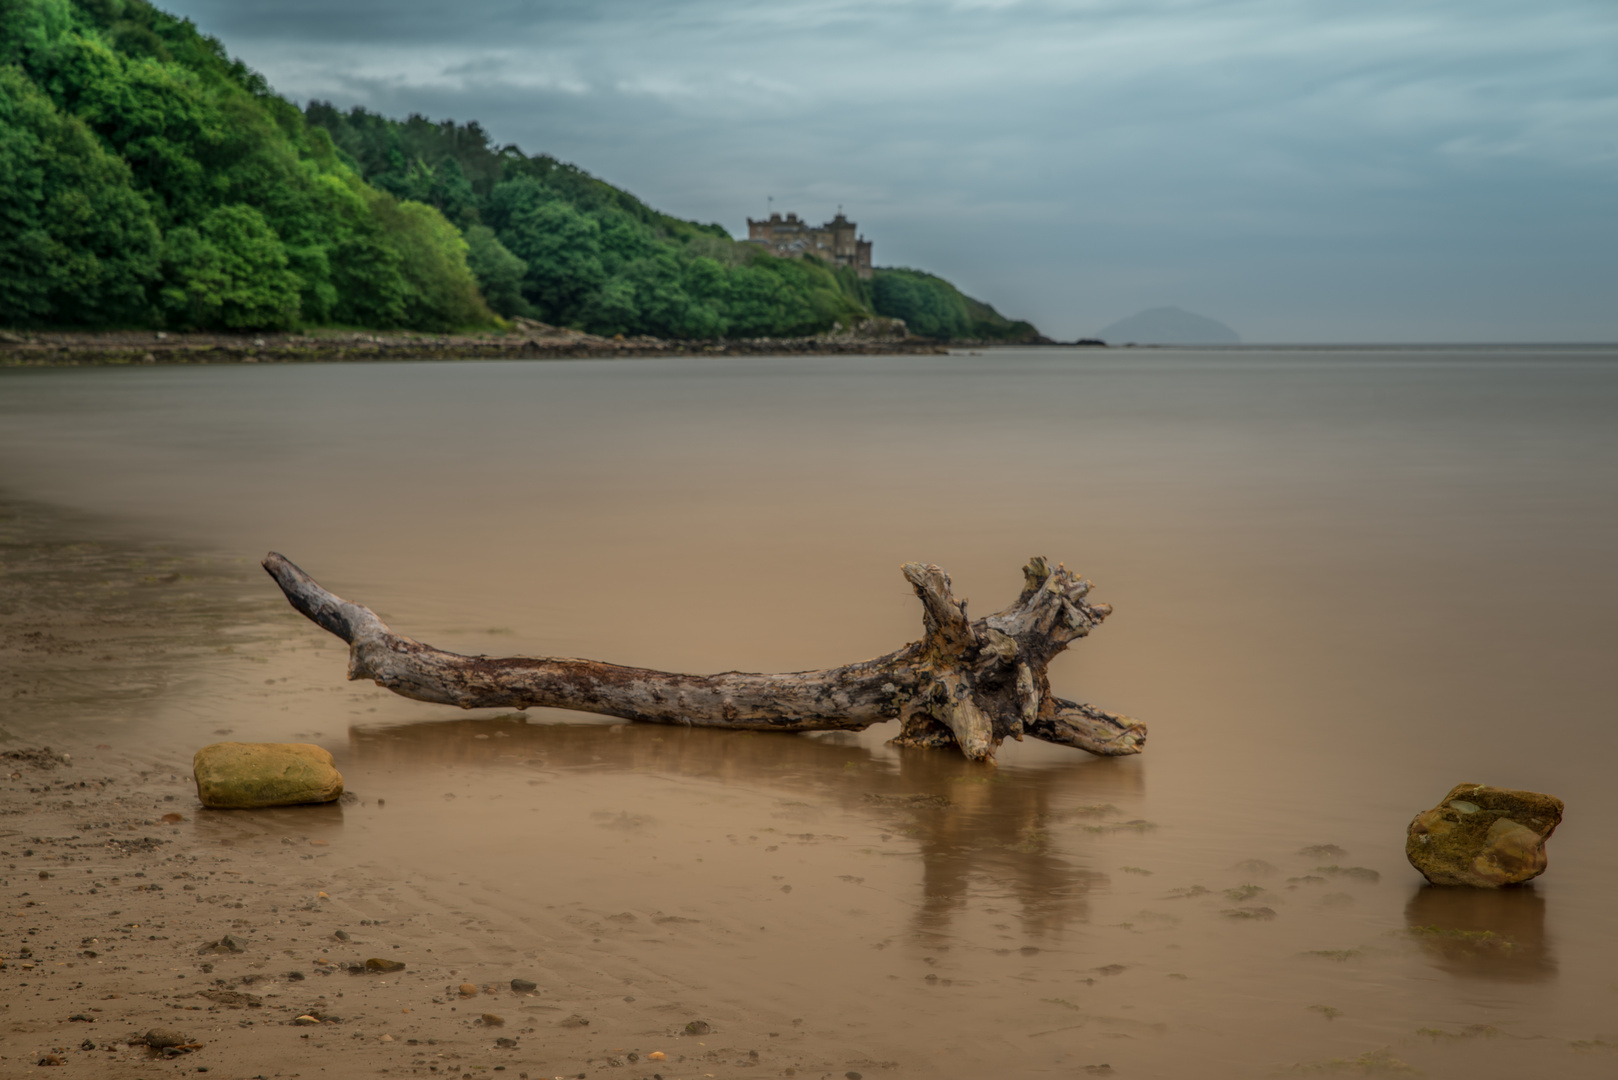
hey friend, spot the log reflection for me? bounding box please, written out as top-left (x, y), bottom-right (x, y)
top-left (344, 712), bottom-right (1142, 938)
top-left (1403, 885), bottom-right (1554, 983)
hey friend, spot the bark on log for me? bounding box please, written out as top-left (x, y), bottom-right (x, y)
top-left (262, 553), bottom-right (1146, 763)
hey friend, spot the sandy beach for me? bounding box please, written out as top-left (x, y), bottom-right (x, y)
top-left (2, 740), bottom-right (840, 1080)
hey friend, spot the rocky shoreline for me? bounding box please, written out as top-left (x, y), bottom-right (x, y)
top-left (0, 323), bottom-right (959, 367)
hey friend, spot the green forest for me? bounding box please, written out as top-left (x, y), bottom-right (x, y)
top-left (0, 0), bottom-right (1041, 341)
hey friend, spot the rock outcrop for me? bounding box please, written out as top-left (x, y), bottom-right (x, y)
top-left (1406, 783), bottom-right (1563, 887)
top-left (193, 742), bottom-right (344, 809)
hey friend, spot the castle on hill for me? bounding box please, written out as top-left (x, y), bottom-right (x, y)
top-left (745, 211), bottom-right (873, 279)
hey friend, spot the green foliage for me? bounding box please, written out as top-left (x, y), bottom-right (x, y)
top-left (306, 102), bottom-right (877, 339)
top-left (872, 267), bottom-right (1041, 341)
top-left (0, 0), bottom-right (494, 331)
top-left (0, 60), bottom-right (160, 325)
top-left (158, 202), bottom-right (299, 329)
top-left (369, 195), bottom-right (493, 330)
top-left (872, 267), bottom-right (971, 338)
top-left (463, 224), bottom-right (529, 318)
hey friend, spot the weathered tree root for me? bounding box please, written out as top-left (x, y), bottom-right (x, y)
top-left (262, 553), bottom-right (1145, 763)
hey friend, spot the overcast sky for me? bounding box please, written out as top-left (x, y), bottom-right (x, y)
top-left (164, 0), bottom-right (1616, 342)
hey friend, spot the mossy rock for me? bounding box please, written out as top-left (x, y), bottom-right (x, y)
top-left (193, 742), bottom-right (343, 809)
top-left (1406, 783), bottom-right (1562, 887)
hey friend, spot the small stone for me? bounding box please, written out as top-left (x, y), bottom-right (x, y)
top-left (334, 930), bottom-right (350, 941)
top-left (647, 1051), bottom-right (666, 1061)
top-left (684, 1020), bottom-right (711, 1036)
top-left (365, 958), bottom-right (406, 973)
top-left (496, 1037), bottom-right (518, 1048)
top-left (846, 1072), bottom-right (863, 1080)
top-left (510, 978), bottom-right (537, 992)
top-left (459, 983), bottom-right (478, 997)
top-left (144, 1027), bottom-right (189, 1048)
top-left (293, 1015), bottom-right (321, 1026)
top-left (380, 1034), bottom-right (394, 1043)
top-left (38, 1053), bottom-right (66, 1066)
top-left (197, 934), bottom-right (247, 954)
top-left (1406, 783), bottom-right (1563, 887)
top-left (481, 1013), bottom-right (505, 1026)
top-left (192, 742), bottom-right (343, 808)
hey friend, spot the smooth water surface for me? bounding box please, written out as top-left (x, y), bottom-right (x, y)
top-left (3, 347), bottom-right (1617, 1077)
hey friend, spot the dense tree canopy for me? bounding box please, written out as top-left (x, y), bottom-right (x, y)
top-left (1, 0), bottom-right (492, 331)
top-left (1, 0), bottom-right (1041, 340)
top-left (872, 267), bottom-right (1040, 341)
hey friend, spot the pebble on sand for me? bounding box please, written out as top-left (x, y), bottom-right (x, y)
top-left (510, 978), bottom-right (538, 992)
top-left (365, 958), bottom-right (406, 973)
top-left (480, 1013), bottom-right (505, 1026)
top-left (144, 1027), bottom-right (190, 1048)
top-left (192, 742), bottom-right (344, 809)
top-left (1406, 783), bottom-right (1564, 887)
top-left (459, 983), bottom-right (478, 997)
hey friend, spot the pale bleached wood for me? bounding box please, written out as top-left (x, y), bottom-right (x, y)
top-left (263, 553), bottom-right (1145, 762)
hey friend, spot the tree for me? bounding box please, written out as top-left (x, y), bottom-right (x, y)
top-left (0, 63), bottom-right (160, 326)
top-left (463, 224), bottom-right (529, 318)
top-left (158, 202), bottom-right (300, 329)
top-left (488, 177), bottom-right (606, 323)
top-left (369, 194), bottom-right (495, 330)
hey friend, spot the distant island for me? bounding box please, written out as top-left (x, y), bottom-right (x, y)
top-left (1098, 307), bottom-right (1241, 345)
top-left (0, 0), bottom-right (1042, 345)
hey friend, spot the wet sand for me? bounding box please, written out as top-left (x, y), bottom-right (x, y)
top-left (4, 348), bottom-right (1618, 1078)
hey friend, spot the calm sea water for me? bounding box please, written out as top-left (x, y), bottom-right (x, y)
top-left (3, 347), bottom-right (1617, 1077)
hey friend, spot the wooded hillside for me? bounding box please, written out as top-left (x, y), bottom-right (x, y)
top-left (1, 0), bottom-right (1041, 340)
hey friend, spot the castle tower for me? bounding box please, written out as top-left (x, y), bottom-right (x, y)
top-left (745, 209), bottom-right (872, 279)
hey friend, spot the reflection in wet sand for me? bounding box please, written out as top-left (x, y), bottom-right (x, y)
top-left (345, 713), bottom-right (1144, 939)
top-left (0, 496), bottom-right (287, 733)
top-left (1404, 885), bottom-right (1553, 982)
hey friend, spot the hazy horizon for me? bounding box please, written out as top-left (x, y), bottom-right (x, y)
top-left (157, 1), bottom-right (1617, 344)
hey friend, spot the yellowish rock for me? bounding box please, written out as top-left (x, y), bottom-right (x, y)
top-left (1406, 783), bottom-right (1563, 887)
top-left (192, 742), bottom-right (343, 809)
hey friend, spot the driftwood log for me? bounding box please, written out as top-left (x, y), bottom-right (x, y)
top-left (263, 553), bottom-right (1145, 763)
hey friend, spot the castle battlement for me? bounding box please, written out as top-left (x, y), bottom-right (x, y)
top-left (744, 211), bottom-right (873, 279)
